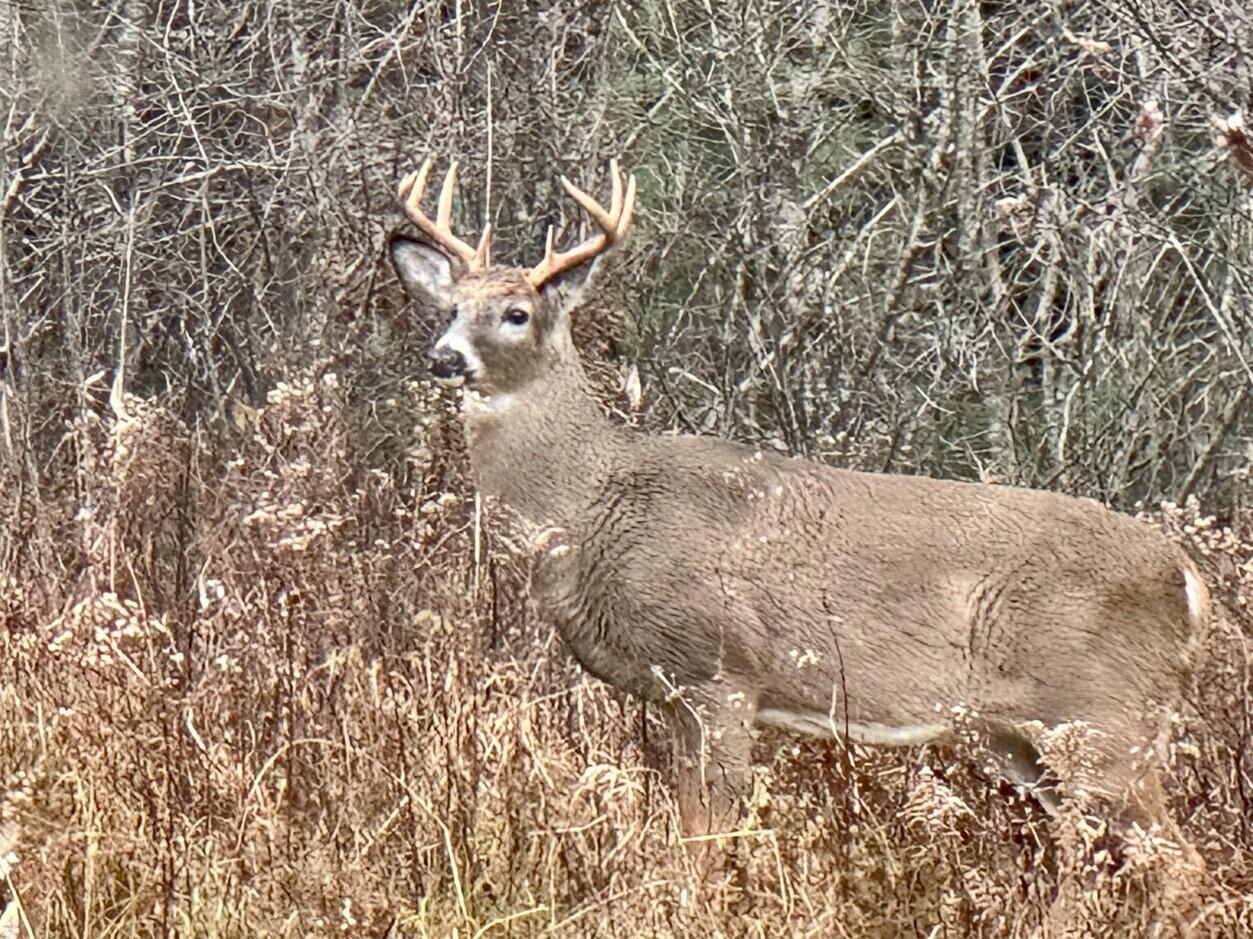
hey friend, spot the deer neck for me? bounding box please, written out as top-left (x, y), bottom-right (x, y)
top-left (459, 358), bottom-right (625, 528)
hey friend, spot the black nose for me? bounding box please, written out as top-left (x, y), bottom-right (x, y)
top-left (428, 345), bottom-right (467, 380)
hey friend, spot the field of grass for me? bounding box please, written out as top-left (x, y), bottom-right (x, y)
top-left (0, 372), bottom-right (1249, 938)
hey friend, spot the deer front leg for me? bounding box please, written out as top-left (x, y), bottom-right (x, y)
top-left (669, 684), bottom-right (758, 875)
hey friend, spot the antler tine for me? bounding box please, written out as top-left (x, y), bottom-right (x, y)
top-left (619, 171), bottom-right (637, 237)
top-left (437, 161), bottom-right (458, 230)
top-left (396, 159), bottom-right (435, 228)
top-left (396, 158), bottom-right (490, 270)
top-left (474, 223), bottom-right (492, 269)
top-left (610, 158), bottom-right (623, 214)
top-left (526, 161), bottom-right (636, 289)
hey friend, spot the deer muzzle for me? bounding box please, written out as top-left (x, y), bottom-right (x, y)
top-left (428, 345), bottom-right (471, 386)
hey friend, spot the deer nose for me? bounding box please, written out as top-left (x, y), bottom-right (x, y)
top-left (428, 345), bottom-right (468, 381)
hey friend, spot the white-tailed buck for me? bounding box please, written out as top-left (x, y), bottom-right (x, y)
top-left (389, 158), bottom-right (1211, 856)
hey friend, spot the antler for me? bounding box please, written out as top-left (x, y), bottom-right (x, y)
top-left (526, 160), bottom-right (636, 289)
top-left (396, 159), bottom-right (492, 271)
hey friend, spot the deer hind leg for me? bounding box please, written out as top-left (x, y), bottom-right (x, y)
top-left (1100, 750), bottom-right (1206, 939)
top-left (1036, 718), bottom-right (1206, 938)
top-left (1061, 718), bottom-right (1198, 859)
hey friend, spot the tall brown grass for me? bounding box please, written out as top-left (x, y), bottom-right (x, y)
top-left (0, 370), bottom-right (1249, 938)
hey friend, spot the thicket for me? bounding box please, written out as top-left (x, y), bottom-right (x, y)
top-left (0, 1), bottom-right (1250, 936)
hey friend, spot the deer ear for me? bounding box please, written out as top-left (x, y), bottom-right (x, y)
top-left (390, 236), bottom-right (460, 306)
top-left (538, 255), bottom-right (604, 318)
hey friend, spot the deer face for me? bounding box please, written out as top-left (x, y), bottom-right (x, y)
top-left (388, 159), bottom-right (635, 399)
top-left (389, 252), bottom-right (570, 396)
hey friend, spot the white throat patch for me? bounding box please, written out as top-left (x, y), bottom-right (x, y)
top-left (463, 389), bottom-right (517, 417)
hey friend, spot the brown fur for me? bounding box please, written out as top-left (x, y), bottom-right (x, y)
top-left (390, 228), bottom-right (1211, 871)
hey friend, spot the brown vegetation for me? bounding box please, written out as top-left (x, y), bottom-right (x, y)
top-left (0, 371), bottom-right (1250, 937)
top-left (1, 1), bottom-right (1251, 936)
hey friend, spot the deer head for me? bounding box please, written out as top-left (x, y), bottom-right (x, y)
top-left (389, 159), bottom-right (635, 400)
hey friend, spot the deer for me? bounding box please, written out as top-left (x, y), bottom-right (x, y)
top-left (388, 156), bottom-right (1212, 887)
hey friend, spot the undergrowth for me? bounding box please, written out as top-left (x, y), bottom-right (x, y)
top-left (0, 371), bottom-right (1249, 938)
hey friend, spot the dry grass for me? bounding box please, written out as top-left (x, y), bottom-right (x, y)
top-left (0, 371), bottom-right (1250, 938)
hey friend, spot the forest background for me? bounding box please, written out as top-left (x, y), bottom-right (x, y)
top-left (0, 1), bottom-right (1251, 936)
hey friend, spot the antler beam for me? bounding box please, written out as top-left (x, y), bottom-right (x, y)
top-left (397, 159), bottom-right (492, 271)
top-left (526, 160), bottom-right (636, 289)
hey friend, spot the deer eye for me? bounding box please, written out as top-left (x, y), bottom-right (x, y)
top-left (504, 308), bottom-right (530, 327)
